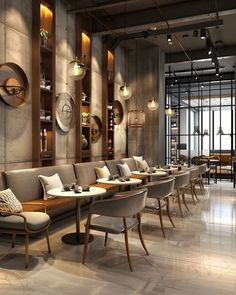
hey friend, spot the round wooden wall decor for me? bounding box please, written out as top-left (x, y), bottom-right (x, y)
top-left (0, 62), bottom-right (29, 107)
top-left (113, 100), bottom-right (124, 125)
top-left (55, 92), bottom-right (75, 133)
top-left (91, 115), bottom-right (102, 143)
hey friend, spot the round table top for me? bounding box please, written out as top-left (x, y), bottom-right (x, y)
top-left (47, 186), bottom-right (106, 199)
top-left (155, 167), bottom-right (178, 172)
top-left (131, 170), bottom-right (167, 177)
top-left (96, 177), bottom-right (142, 186)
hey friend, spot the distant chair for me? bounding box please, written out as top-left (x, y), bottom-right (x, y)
top-left (188, 167), bottom-right (200, 205)
top-left (139, 177), bottom-right (175, 238)
top-left (82, 189), bottom-right (148, 272)
top-left (0, 203), bottom-right (51, 268)
top-left (173, 172), bottom-right (190, 217)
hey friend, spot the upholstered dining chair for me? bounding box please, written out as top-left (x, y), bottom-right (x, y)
top-left (198, 163), bottom-right (208, 192)
top-left (0, 203), bottom-right (51, 268)
top-left (188, 167), bottom-right (200, 205)
top-left (173, 171), bottom-right (190, 217)
top-left (138, 177), bottom-right (175, 238)
top-left (82, 188), bottom-right (148, 272)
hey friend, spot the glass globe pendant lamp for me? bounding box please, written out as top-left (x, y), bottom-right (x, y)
top-left (69, 56), bottom-right (86, 80)
top-left (119, 82), bottom-right (132, 100)
top-left (148, 97), bottom-right (159, 111)
top-left (165, 106), bottom-right (174, 116)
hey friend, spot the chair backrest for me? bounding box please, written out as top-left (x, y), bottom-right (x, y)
top-left (199, 163), bottom-right (207, 175)
top-left (73, 161), bottom-right (105, 185)
top-left (189, 167), bottom-right (200, 180)
top-left (4, 165), bottom-right (76, 202)
top-left (105, 159), bottom-right (120, 176)
top-left (90, 188), bottom-right (148, 217)
top-left (174, 172), bottom-right (189, 188)
top-left (139, 177), bottom-right (175, 199)
top-left (120, 158), bottom-right (137, 171)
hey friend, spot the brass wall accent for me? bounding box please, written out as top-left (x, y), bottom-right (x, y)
top-left (55, 93), bottom-right (75, 133)
top-left (0, 62), bottom-right (29, 107)
top-left (91, 115), bottom-right (102, 143)
top-left (113, 100), bottom-right (124, 125)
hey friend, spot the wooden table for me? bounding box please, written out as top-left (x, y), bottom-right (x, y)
top-left (47, 186), bottom-right (106, 245)
top-left (131, 170), bottom-right (167, 181)
top-left (96, 177), bottom-right (142, 190)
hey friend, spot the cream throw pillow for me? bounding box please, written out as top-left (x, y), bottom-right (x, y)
top-left (117, 163), bottom-right (131, 177)
top-left (136, 159), bottom-right (149, 171)
top-left (38, 173), bottom-right (63, 200)
top-left (133, 156), bottom-right (143, 169)
top-left (94, 166), bottom-right (110, 179)
top-left (0, 188), bottom-right (22, 215)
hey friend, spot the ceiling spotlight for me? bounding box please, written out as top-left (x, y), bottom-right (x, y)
top-left (200, 28), bottom-right (206, 40)
top-left (216, 68), bottom-right (220, 76)
top-left (149, 25), bottom-right (157, 31)
top-left (201, 84), bottom-right (204, 89)
top-left (193, 30), bottom-right (198, 37)
top-left (206, 38), bottom-right (213, 55)
top-left (167, 34), bottom-right (173, 45)
top-left (211, 58), bottom-right (215, 66)
top-left (195, 76), bottom-right (198, 80)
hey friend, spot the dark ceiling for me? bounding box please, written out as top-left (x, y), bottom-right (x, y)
top-left (65, 0), bottom-right (236, 76)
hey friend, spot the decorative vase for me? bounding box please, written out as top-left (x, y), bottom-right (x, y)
top-left (82, 134), bottom-right (88, 149)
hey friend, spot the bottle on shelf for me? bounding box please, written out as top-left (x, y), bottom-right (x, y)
top-left (42, 128), bottom-right (47, 151)
top-left (40, 129), bottom-right (43, 152)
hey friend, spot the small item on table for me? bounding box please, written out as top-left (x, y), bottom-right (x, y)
top-left (63, 184), bottom-right (71, 191)
top-left (82, 185), bottom-right (90, 192)
top-left (119, 177), bottom-right (126, 182)
top-left (108, 175), bottom-right (115, 181)
top-left (124, 176), bottom-right (130, 181)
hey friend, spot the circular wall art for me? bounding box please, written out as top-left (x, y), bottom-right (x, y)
top-left (113, 100), bottom-right (124, 125)
top-left (0, 62), bottom-right (29, 107)
top-left (55, 92), bottom-right (75, 133)
top-left (91, 115), bottom-right (102, 143)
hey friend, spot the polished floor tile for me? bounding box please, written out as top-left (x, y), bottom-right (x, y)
top-left (0, 181), bottom-right (236, 294)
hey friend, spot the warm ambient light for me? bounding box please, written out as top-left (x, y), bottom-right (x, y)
top-left (40, 4), bottom-right (53, 27)
top-left (148, 97), bottom-right (159, 111)
top-left (165, 106), bottom-right (174, 116)
top-left (128, 110), bottom-right (145, 127)
top-left (69, 57), bottom-right (86, 80)
top-left (119, 83), bottom-right (132, 100)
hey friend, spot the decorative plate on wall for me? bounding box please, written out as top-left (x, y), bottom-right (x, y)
top-left (0, 62), bottom-right (29, 107)
top-left (113, 100), bottom-right (124, 125)
top-left (55, 92), bottom-right (75, 133)
top-left (91, 115), bottom-right (102, 143)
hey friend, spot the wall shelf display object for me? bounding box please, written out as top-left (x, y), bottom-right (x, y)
top-left (128, 110), bottom-right (145, 128)
top-left (102, 46), bottom-right (115, 159)
top-left (113, 100), bottom-right (124, 125)
top-left (75, 15), bottom-right (92, 162)
top-left (55, 93), bottom-right (75, 133)
top-left (0, 62), bottom-right (29, 107)
top-left (32, 0), bottom-right (55, 167)
top-left (91, 115), bottom-right (102, 143)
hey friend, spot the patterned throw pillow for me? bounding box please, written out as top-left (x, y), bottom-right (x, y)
top-left (0, 188), bottom-right (23, 215)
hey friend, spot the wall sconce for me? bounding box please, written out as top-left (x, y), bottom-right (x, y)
top-left (128, 110), bottom-right (145, 128)
top-left (69, 56), bottom-right (86, 80)
top-left (148, 97), bottom-right (159, 111)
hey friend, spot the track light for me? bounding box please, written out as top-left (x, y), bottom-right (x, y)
top-left (200, 28), bottom-right (206, 40)
top-left (206, 38), bottom-right (213, 55)
top-left (211, 58), bottom-right (215, 66)
top-left (167, 34), bottom-right (173, 45)
top-left (193, 30), bottom-right (198, 37)
top-left (216, 68), bottom-right (220, 76)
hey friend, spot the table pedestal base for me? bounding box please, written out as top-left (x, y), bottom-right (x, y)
top-left (61, 233), bottom-right (94, 245)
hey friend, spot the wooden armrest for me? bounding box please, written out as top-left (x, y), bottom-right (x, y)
top-left (21, 202), bottom-right (46, 213)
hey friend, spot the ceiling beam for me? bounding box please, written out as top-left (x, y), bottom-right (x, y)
top-left (93, 0), bottom-right (236, 34)
top-left (67, 0), bottom-right (138, 13)
top-left (165, 45), bottom-right (236, 63)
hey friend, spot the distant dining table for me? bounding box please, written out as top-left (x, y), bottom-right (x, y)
top-left (131, 170), bottom-right (167, 181)
top-left (96, 177), bottom-right (142, 190)
top-left (47, 186), bottom-right (106, 245)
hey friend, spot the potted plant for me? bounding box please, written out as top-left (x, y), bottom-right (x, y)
top-left (40, 28), bottom-right (49, 47)
top-left (81, 112), bottom-right (90, 125)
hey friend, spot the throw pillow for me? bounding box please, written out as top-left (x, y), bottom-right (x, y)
top-left (117, 163), bottom-right (131, 177)
top-left (38, 173), bottom-right (63, 200)
top-left (94, 166), bottom-right (110, 179)
top-left (133, 155), bottom-right (143, 169)
top-left (136, 159), bottom-right (149, 171)
top-left (0, 188), bottom-right (22, 215)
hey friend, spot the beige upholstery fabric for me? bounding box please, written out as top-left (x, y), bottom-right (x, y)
top-left (38, 173), bottom-right (63, 200)
top-left (133, 156), bottom-right (143, 166)
top-left (0, 211), bottom-right (50, 231)
top-left (73, 161), bottom-right (105, 185)
top-left (136, 160), bottom-right (149, 171)
top-left (4, 165), bottom-right (76, 203)
top-left (105, 159), bottom-right (120, 175)
top-left (117, 163), bottom-right (131, 177)
top-left (120, 158), bottom-right (137, 171)
top-left (94, 166), bottom-right (110, 179)
top-left (0, 172), bottom-right (6, 191)
top-left (0, 188), bottom-right (22, 215)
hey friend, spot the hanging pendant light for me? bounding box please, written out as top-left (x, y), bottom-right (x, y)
top-left (165, 106), bottom-right (174, 116)
top-left (148, 97), bottom-right (159, 111)
top-left (69, 56), bottom-right (86, 80)
top-left (217, 126), bottom-right (224, 135)
top-left (119, 82), bottom-right (132, 100)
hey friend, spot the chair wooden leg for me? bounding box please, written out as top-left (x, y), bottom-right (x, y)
top-left (177, 188), bottom-right (183, 217)
top-left (193, 183), bottom-right (199, 201)
top-left (123, 218), bottom-right (133, 272)
top-left (12, 233), bottom-right (16, 248)
top-left (157, 199), bottom-right (166, 238)
top-left (82, 214), bottom-right (91, 264)
top-left (190, 182), bottom-right (196, 205)
top-left (45, 228), bottom-right (51, 253)
top-left (166, 197), bottom-right (175, 227)
top-left (181, 189), bottom-right (189, 211)
top-left (137, 213), bottom-right (149, 255)
top-left (25, 234), bottom-right (29, 269)
top-left (104, 232), bottom-right (108, 247)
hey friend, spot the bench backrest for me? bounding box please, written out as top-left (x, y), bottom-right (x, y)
top-left (73, 161), bottom-right (105, 185)
top-left (120, 158), bottom-right (137, 171)
top-left (4, 164), bottom-right (76, 202)
top-left (105, 159), bottom-right (120, 175)
top-left (0, 172), bottom-right (6, 191)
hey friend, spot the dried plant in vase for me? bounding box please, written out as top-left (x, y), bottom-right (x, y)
top-left (40, 28), bottom-right (49, 47)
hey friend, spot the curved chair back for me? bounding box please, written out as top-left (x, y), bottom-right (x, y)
top-left (90, 188), bottom-right (148, 217)
top-left (139, 177), bottom-right (175, 199)
top-left (199, 163), bottom-right (207, 175)
top-left (189, 167), bottom-right (200, 181)
top-left (174, 172), bottom-right (189, 188)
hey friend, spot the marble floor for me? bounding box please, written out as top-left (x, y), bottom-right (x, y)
top-left (0, 181), bottom-right (236, 295)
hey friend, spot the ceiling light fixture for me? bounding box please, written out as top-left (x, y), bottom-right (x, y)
top-left (148, 97), bottom-right (159, 111)
top-left (165, 106), bottom-right (174, 117)
top-left (69, 56), bottom-right (86, 80)
top-left (217, 126), bottom-right (224, 135)
top-left (193, 30), bottom-right (198, 37)
top-left (167, 34), bottom-right (173, 45)
top-left (200, 28), bottom-right (206, 40)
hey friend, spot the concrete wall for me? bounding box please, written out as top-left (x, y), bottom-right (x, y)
top-left (127, 43), bottom-right (165, 166)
